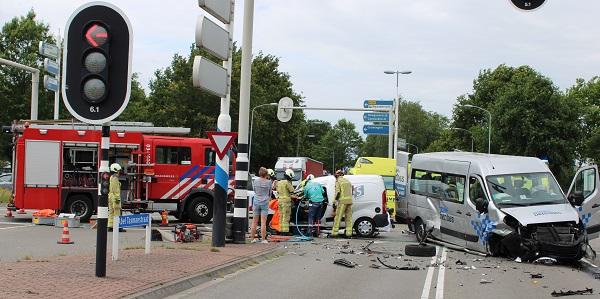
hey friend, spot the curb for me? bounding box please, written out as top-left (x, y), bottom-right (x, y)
top-left (123, 246), bottom-right (285, 299)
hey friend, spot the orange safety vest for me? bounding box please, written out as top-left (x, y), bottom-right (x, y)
top-left (268, 198), bottom-right (280, 232)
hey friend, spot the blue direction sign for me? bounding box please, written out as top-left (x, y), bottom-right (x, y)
top-left (44, 58), bottom-right (60, 76)
top-left (363, 99), bottom-right (394, 108)
top-left (363, 112), bottom-right (389, 122)
top-left (119, 213), bottom-right (150, 228)
top-left (43, 75), bottom-right (59, 92)
top-left (363, 125), bottom-right (389, 135)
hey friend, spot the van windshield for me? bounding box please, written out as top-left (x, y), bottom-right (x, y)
top-left (486, 172), bottom-right (567, 207)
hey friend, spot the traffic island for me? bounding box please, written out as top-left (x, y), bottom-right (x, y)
top-left (0, 242), bottom-right (281, 299)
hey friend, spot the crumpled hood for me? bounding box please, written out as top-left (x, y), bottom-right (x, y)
top-left (501, 204), bottom-right (579, 226)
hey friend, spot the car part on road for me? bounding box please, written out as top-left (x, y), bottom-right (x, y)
top-left (333, 258), bottom-right (356, 268)
top-left (551, 288), bottom-right (593, 297)
top-left (480, 279), bottom-right (492, 284)
top-left (455, 259), bottom-right (467, 265)
top-left (405, 244), bottom-right (436, 257)
top-left (533, 257), bottom-right (557, 265)
top-left (376, 257), bottom-right (419, 270)
top-left (530, 273), bottom-right (544, 278)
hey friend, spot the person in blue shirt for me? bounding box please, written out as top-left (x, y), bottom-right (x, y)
top-left (303, 174), bottom-right (325, 237)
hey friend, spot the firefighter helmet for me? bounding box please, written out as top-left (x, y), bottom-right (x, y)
top-left (110, 163), bottom-right (122, 173)
top-left (306, 174), bottom-right (315, 181)
top-left (267, 168), bottom-right (275, 178)
top-left (285, 169), bottom-right (294, 179)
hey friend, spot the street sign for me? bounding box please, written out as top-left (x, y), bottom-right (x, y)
top-left (44, 58), bottom-right (59, 76)
top-left (363, 112), bottom-right (389, 122)
top-left (118, 213), bottom-right (150, 228)
top-left (363, 99), bottom-right (393, 109)
top-left (43, 75), bottom-right (59, 92)
top-left (206, 131), bottom-right (238, 159)
top-left (370, 121), bottom-right (389, 126)
top-left (198, 0), bottom-right (232, 24)
top-left (62, 2), bottom-right (133, 125)
top-left (363, 125), bottom-right (389, 135)
top-left (277, 97), bottom-right (294, 122)
top-left (192, 56), bottom-right (229, 98)
top-left (38, 41), bottom-right (59, 60)
top-left (196, 16), bottom-right (230, 61)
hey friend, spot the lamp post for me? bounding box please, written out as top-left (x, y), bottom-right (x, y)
top-left (461, 104), bottom-right (491, 154)
top-left (406, 142), bottom-right (419, 154)
top-left (248, 102), bottom-right (277, 170)
top-left (384, 70), bottom-right (412, 160)
top-left (449, 127), bottom-right (474, 152)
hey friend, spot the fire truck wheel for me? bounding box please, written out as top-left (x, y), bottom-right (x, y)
top-left (67, 195), bottom-right (93, 222)
top-left (187, 196), bottom-right (212, 223)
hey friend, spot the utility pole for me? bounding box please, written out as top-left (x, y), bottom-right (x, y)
top-left (0, 58), bottom-right (39, 120)
top-left (233, 0), bottom-right (254, 244)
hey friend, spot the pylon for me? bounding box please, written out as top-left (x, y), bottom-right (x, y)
top-left (160, 210), bottom-right (169, 227)
top-left (57, 220), bottom-right (74, 244)
top-left (17, 208), bottom-right (25, 214)
top-left (4, 208), bottom-right (13, 218)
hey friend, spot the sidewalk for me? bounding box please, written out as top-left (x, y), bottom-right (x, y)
top-left (0, 242), bottom-right (279, 299)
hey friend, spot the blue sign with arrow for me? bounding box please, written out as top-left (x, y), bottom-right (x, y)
top-left (363, 113), bottom-right (389, 122)
top-left (363, 99), bottom-right (394, 108)
top-left (363, 125), bottom-right (389, 135)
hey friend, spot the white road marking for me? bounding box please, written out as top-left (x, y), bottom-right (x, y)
top-left (420, 246), bottom-right (439, 299)
top-left (435, 247), bottom-right (448, 299)
top-left (0, 224), bottom-right (32, 230)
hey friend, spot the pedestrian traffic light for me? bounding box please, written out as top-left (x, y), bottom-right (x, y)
top-left (62, 2), bottom-right (132, 125)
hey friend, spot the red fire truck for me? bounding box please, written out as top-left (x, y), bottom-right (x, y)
top-left (7, 122), bottom-right (235, 223)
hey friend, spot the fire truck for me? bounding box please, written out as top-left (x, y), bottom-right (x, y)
top-left (6, 122), bottom-right (235, 223)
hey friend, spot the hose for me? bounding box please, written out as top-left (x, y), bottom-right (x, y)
top-left (294, 198), bottom-right (312, 240)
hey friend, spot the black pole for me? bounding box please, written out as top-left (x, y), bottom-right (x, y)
top-left (96, 125), bottom-right (110, 277)
top-left (212, 184), bottom-right (227, 247)
top-left (233, 143), bottom-right (249, 243)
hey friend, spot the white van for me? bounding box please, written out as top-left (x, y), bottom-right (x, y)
top-left (292, 174), bottom-right (389, 237)
top-left (567, 164), bottom-right (600, 239)
top-left (404, 152), bottom-right (589, 262)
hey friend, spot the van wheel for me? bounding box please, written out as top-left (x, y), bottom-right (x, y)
top-left (67, 195), bottom-right (93, 222)
top-left (354, 217), bottom-right (375, 238)
top-left (405, 244), bottom-right (437, 257)
top-left (414, 219), bottom-right (427, 243)
top-left (187, 196), bottom-right (212, 223)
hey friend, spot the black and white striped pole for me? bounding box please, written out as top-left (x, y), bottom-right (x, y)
top-left (97, 125), bottom-right (110, 277)
top-left (232, 0), bottom-right (255, 244)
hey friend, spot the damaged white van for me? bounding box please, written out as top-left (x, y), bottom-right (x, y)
top-left (405, 152), bottom-right (592, 262)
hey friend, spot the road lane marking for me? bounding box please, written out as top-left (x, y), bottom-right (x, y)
top-left (420, 246), bottom-right (439, 299)
top-left (0, 224), bottom-right (32, 230)
top-left (435, 247), bottom-right (448, 299)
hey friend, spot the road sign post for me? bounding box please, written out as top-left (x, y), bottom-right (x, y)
top-left (40, 40), bottom-right (62, 120)
top-left (112, 213), bottom-right (151, 261)
top-left (195, 0), bottom-right (235, 247)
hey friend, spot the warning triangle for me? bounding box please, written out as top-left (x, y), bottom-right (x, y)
top-left (206, 131), bottom-right (238, 160)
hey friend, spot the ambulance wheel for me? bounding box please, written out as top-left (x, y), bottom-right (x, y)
top-left (354, 217), bottom-right (375, 238)
top-left (188, 196), bottom-right (212, 223)
top-left (405, 244), bottom-right (437, 257)
top-left (67, 195), bottom-right (93, 222)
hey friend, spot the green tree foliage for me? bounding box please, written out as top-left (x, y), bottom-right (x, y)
top-left (317, 119), bottom-right (363, 171)
top-left (0, 10), bottom-right (56, 160)
top-left (447, 65), bottom-right (581, 187)
top-left (565, 77), bottom-right (600, 164)
top-left (116, 73), bottom-right (147, 121)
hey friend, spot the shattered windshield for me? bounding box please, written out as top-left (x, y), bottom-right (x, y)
top-left (486, 172), bottom-right (567, 207)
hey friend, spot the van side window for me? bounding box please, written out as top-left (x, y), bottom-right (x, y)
top-left (469, 176), bottom-right (487, 206)
top-left (573, 168), bottom-right (596, 199)
top-left (156, 146), bottom-right (178, 164)
top-left (410, 169), bottom-right (428, 195)
top-left (441, 174), bottom-right (465, 203)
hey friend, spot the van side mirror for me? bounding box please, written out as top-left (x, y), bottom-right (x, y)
top-left (475, 197), bottom-right (488, 214)
top-left (568, 191), bottom-right (584, 206)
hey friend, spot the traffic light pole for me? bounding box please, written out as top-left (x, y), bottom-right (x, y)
top-left (96, 125), bottom-right (110, 277)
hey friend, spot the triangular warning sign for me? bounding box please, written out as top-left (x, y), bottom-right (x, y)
top-left (206, 131), bottom-right (238, 160)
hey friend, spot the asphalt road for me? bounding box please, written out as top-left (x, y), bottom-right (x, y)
top-left (168, 225), bottom-right (600, 299)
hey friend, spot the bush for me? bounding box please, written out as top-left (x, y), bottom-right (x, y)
top-left (0, 188), bottom-right (12, 204)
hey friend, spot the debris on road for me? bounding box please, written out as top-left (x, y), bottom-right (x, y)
top-left (333, 258), bottom-right (356, 268)
top-left (376, 257), bottom-right (419, 270)
top-left (455, 259), bottom-right (467, 265)
top-left (514, 257), bottom-right (522, 263)
top-left (530, 273), bottom-right (543, 279)
top-left (534, 257), bottom-right (557, 265)
top-left (550, 288), bottom-right (593, 297)
top-left (370, 264), bottom-right (381, 269)
top-left (480, 279), bottom-right (492, 284)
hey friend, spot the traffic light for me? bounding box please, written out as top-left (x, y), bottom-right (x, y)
top-left (62, 2), bottom-right (132, 125)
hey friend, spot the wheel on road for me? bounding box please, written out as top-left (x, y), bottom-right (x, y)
top-left (67, 195), bottom-right (93, 222)
top-left (354, 217), bottom-right (376, 238)
top-left (414, 218), bottom-right (427, 243)
top-left (405, 244), bottom-right (437, 257)
top-left (187, 196), bottom-right (212, 223)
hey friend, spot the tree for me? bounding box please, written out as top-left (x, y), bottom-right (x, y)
top-left (565, 77), bottom-right (600, 164)
top-left (450, 65), bottom-right (581, 187)
top-left (0, 10), bottom-right (56, 160)
top-left (116, 73), bottom-right (148, 121)
top-left (319, 119), bottom-right (363, 171)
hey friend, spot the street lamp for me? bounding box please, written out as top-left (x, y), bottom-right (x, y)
top-left (248, 102), bottom-right (277, 170)
top-left (461, 104), bottom-right (492, 154)
top-left (449, 127), bottom-right (474, 152)
top-left (297, 134), bottom-right (316, 156)
top-left (405, 142), bottom-right (419, 154)
top-left (384, 70), bottom-right (412, 160)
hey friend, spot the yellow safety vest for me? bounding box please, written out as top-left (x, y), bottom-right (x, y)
top-left (335, 177), bottom-right (352, 204)
top-left (276, 180), bottom-right (294, 201)
top-left (109, 174), bottom-right (121, 201)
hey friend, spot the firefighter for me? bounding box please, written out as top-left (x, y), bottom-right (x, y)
top-left (108, 163), bottom-right (125, 232)
top-left (332, 169), bottom-right (353, 238)
top-left (276, 169), bottom-right (298, 235)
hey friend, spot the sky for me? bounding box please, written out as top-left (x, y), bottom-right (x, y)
top-left (2, 0), bottom-right (600, 133)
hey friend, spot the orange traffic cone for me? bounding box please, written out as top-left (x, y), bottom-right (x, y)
top-left (57, 220), bottom-right (74, 244)
top-left (4, 208), bottom-right (13, 218)
top-left (17, 208), bottom-right (26, 214)
top-left (160, 210), bottom-right (169, 227)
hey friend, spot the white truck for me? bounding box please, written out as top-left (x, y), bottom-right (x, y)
top-left (274, 157), bottom-right (324, 188)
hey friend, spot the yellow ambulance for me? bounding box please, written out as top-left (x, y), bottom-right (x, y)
top-left (349, 157), bottom-right (396, 218)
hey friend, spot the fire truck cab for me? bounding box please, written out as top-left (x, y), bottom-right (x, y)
top-left (10, 123), bottom-right (234, 223)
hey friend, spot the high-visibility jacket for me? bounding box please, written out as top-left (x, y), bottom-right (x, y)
top-left (335, 177), bottom-right (352, 205)
top-left (276, 180), bottom-right (294, 201)
top-left (109, 174), bottom-right (121, 201)
top-left (269, 199), bottom-right (280, 231)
